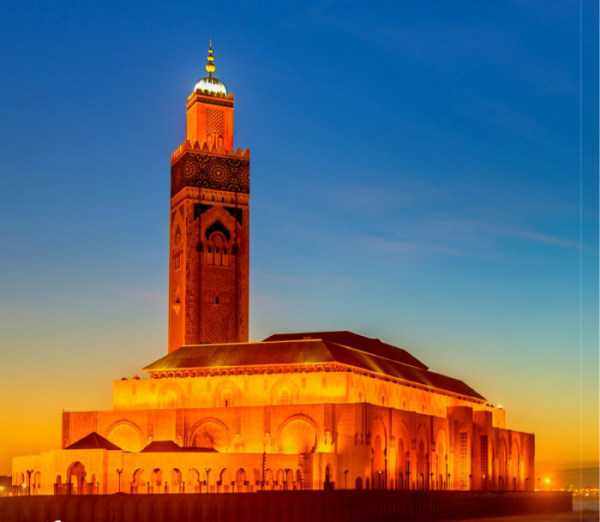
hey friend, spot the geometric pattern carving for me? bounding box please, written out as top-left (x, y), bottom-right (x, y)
top-left (481, 435), bottom-right (488, 478)
top-left (172, 152), bottom-right (250, 197)
top-left (324, 404), bottom-right (333, 435)
top-left (264, 406), bottom-right (272, 436)
top-left (206, 108), bottom-right (224, 135)
top-left (147, 411), bottom-right (155, 440)
top-left (234, 407), bottom-right (242, 437)
top-left (459, 432), bottom-right (468, 490)
top-left (176, 409), bottom-right (184, 442)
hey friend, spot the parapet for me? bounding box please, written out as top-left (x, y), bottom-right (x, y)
top-left (171, 140), bottom-right (250, 165)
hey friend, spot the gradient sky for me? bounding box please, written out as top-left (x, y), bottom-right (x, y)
top-left (0, 0), bottom-right (598, 482)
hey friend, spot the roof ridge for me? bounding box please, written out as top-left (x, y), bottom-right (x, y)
top-left (180, 338), bottom-right (323, 350)
top-left (321, 339), bottom-right (427, 371)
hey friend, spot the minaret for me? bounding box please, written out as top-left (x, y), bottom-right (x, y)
top-left (168, 42), bottom-right (250, 353)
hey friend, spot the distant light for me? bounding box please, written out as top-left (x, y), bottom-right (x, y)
top-left (546, 479), bottom-right (551, 483)
top-left (498, 405), bottom-right (503, 409)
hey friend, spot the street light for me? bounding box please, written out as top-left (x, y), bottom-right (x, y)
top-left (0, 486), bottom-right (4, 497)
top-left (343, 469), bottom-right (349, 489)
top-left (377, 470), bottom-right (384, 490)
top-left (116, 469), bottom-right (123, 493)
top-left (537, 477), bottom-right (541, 490)
top-left (205, 468), bottom-right (211, 493)
top-left (26, 470), bottom-right (33, 496)
top-left (546, 478), bottom-right (551, 491)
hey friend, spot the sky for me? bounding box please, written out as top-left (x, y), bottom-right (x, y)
top-left (0, 0), bottom-right (598, 483)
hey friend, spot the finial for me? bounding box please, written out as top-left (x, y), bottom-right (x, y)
top-left (205, 40), bottom-right (216, 77)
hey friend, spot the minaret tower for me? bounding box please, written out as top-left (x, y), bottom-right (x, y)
top-left (168, 42), bottom-right (250, 353)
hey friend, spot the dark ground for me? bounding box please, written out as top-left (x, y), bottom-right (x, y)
top-left (441, 500), bottom-right (598, 522)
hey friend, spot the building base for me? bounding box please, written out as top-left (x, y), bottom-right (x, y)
top-left (0, 490), bottom-right (572, 522)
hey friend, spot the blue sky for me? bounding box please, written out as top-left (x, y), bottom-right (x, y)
top-left (0, 0), bottom-right (597, 475)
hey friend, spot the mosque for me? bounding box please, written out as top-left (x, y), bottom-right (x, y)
top-left (12, 44), bottom-right (535, 496)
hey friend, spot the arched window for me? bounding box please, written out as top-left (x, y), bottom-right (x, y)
top-left (152, 469), bottom-right (163, 487)
top-left (172, 228), bottom-right (183, 270)
top-left (171, 469), bottom-right (182, 493)
top-left (236, 469), bottom-right (246, 492)
top-left (206, 230), bottom-right (230, 267)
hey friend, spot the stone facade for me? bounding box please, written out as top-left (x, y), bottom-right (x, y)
top-left (13, 362), bottom-right (534, 495)
top-left (168, 89), bottom-right (250, 353)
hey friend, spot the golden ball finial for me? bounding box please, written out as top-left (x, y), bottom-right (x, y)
top-left (205, 40), bottom-right (216, 75)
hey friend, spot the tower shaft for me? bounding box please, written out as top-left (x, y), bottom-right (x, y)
top-left (168, 88), bottom-right (249, 353)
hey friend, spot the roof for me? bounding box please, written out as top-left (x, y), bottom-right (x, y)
top-left (264, 331), bottom-right (428, 370)
top-left (141, 441), bottom-right (217, 453)
top-left (143, 331), bottom-right (486, 401)
top-left (66, 432), bottom-right (122, 451)
top-left (144, 339), bottom-right (336, 371)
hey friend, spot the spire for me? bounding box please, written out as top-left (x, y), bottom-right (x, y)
top-left (192, 40), bottom-right (228, 96)
top-left (205, 40), bottom-right (216, 77)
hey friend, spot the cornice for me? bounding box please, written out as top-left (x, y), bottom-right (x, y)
top-left (146, 362), bottom-right (486, 406)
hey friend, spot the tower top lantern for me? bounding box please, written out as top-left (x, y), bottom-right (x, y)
top-left (193, 40), bottom-right (228, 97)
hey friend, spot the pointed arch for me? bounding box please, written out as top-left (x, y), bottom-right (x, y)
top-left (213, 379), bottom-right (242, 408)
top-left (187, 417), bottom-right (232, 451)
top-left (377, 383), bottom-right (390, 408)
top-left (275, 414), bottom-right (320, 454)
top-left (104, 420), bottom-right (145, 452)
top-left (372, 415), bottom-right (388, 450)
top-left (270, 377), bottom-right (300, 406)
top-left (354, 379), bottom-right (367, 403)
top-left (205, 220), bottom-right (231, 242)
top-left (157, 382), bottom-right (185, 409)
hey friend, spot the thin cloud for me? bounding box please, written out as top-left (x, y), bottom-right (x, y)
top-left (411, 220), bottom-right (575, 249)
top-left (353, 218), bottom-right (574, 265)
top-left (251, 269), bottom-right (353, 288)
top-left (360, 235), bottom-right (514, 263)
top-left (484, 225), bottom-right (575, 248)
top-left (315, 182), bottom-right (446, 213)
